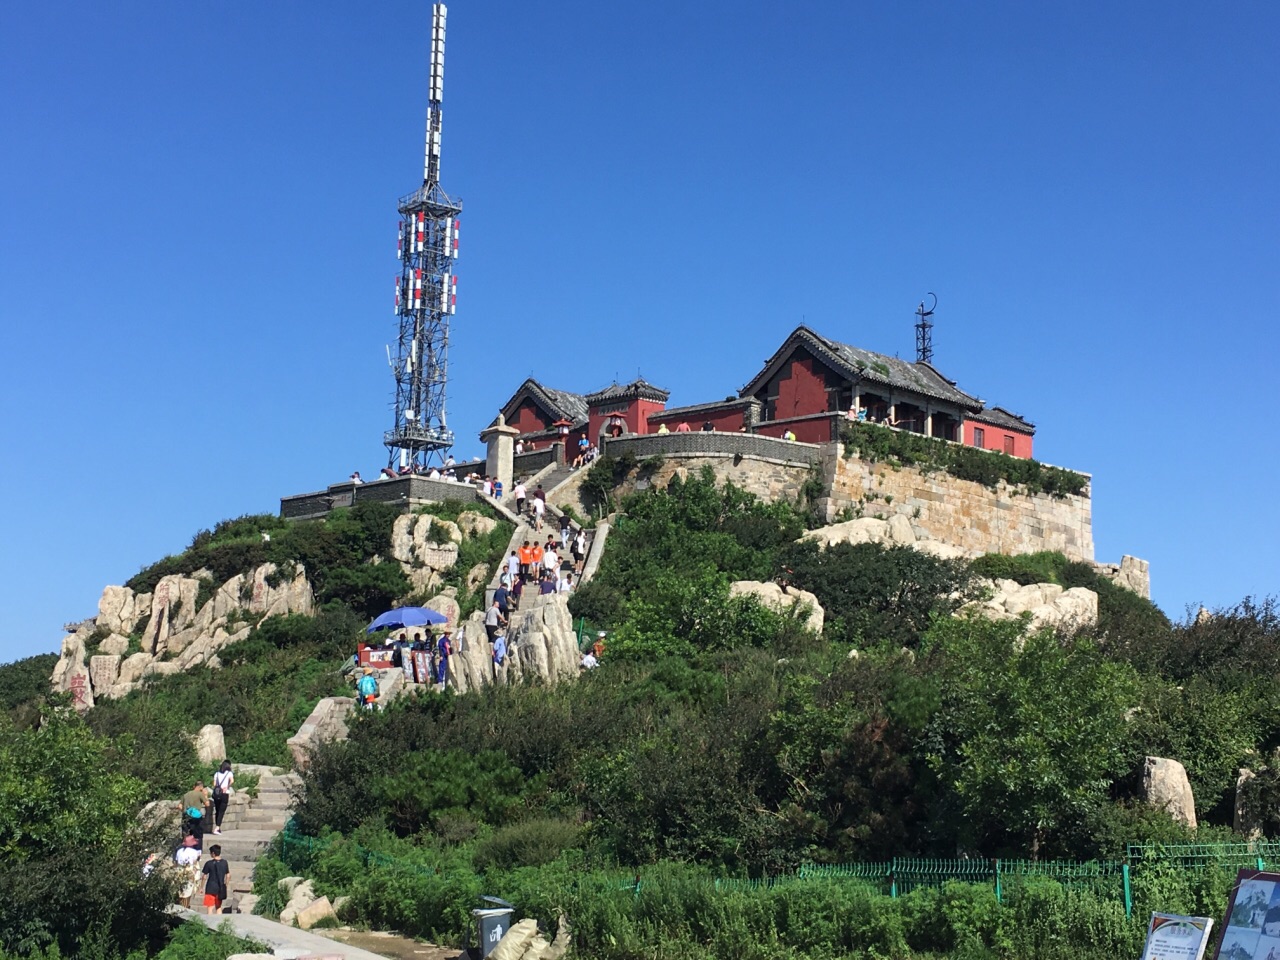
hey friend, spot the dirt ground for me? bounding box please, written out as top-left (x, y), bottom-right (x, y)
top-left (314, 927), bottom-right (466, 960)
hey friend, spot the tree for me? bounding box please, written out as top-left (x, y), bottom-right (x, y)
top-left (924, 616), bottom-right (1139, 857)
top-left (0, 709), bottom-right (174, 954)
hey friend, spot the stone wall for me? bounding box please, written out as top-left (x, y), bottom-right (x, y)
top-left (603, 431), bottom-right (822, 465)
top-left (817, 446), bottom-right (1095, 562)
top-left (281, 475), bottom-right (481, 520)
top-left (550, 446), bottom-right (815, 519)
top-left (513, 445), bottom-right (560, 475)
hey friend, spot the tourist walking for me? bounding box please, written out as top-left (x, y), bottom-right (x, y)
top-left (356, 668), bottom-right (379, 710)
top-left (180, 781), bottom-right (209, 851)
top-left (211, 761), bottom-right (234, 834)
top-left (559, 513), bottom-right (572, 549)
top-left (532, 496), bottom-right (546, 531)
top-left (201, 844), bottom-right (230, 915)
top-left (174, 836), bottom-right (201, 907)
top-left (484, 597), bottom-right (506, 643)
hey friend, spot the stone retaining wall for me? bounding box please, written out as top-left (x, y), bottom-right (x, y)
top-left (817, 446), bottom-right (1095, 561)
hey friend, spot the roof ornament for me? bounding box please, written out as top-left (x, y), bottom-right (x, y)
top-left (915, 292), bottom-right (937, 364)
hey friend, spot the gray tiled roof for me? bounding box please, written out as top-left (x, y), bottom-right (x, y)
top-left (970, 405), bottom-right (1035, 433)
top-left (585, 378), bottom-right (671, 404)
top-left (501, 379), bottom-right (589, 427)
top-left (741, 326), bottom-right (983, 409)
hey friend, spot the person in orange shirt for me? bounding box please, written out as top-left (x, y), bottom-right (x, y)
top-left (518, 541), bottom-right (533, 581)
top-left (530, 542), bottom-right (544, 576)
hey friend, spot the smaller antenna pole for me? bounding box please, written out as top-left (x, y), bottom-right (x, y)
top-left (915, 292), bottom-right (937, 364)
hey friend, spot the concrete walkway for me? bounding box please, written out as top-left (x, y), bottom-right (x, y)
top-left (182, 908), bottom-right (390, 960)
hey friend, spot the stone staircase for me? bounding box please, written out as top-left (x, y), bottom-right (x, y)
top-left (208, 766), bottom-right (300, 915)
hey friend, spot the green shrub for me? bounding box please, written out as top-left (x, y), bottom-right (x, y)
top-left (841, 421), bottom-right (1089, 497)
top-left (473, 819), bottom-right (581, 871)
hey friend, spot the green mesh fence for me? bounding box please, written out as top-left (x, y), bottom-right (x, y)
top-left (1127, 840), bottom-right (1280, 871)
top-left (278, 821), bottom-right (1136, 916)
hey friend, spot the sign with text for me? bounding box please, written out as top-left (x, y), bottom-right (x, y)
top-left (1140, 912), bottom-right (1213, 960)
top-left (1213, 870), bottom-right (1280, 960)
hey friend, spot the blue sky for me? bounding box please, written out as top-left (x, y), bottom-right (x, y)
top-left (1, 1), bottom-right (1277, 664)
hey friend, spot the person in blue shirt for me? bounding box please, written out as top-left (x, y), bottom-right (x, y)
top-left (356, 668), bottom-right (379, 710)
top-left (435, 632), bottom-right (453, 685)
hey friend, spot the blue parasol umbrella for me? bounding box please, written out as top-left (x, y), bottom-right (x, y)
top-left (366, 606), bottom-right (448, 634)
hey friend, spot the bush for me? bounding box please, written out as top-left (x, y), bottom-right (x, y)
top-left (473, 819), bottom-right (581, 871)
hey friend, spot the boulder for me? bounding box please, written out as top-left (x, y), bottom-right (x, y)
top-left (98, 633), bottom-right (131, 656)
top-left (420, 543), bottom-right (460, 572)
top-left (142, 574), bottom-right (202, 655)
top-left (467, 563), bottom-right (491, 593)
top-left (407, 567), bottom-right (443, 594)
top-left (729, 581), bottom-right (825, 634)
top-left (801, 517), bottom-right (890, 548)
top-left (961, 580), bottom-right (1098, 633)
top-left (277, 876), bottom-right (308, 895)
top-left (911, 539), bottom-right (971, 560)
top-left (89, 654), bottom-right (121, 691)
top-left (296, 895), bottom-right (337, 930)
top-left (1141, 756), bottom-right (1197, 828)
top-left (1236, 768), bottom-right (1260, 838)
top-left (96, 586), bottom-right (137, 635)
top-left (887, 513), bottom-right (917, 544)
top-left (247, 563), bottom-right (314, 619)
top-left (193, 724), bottom-right (226, 764)
top-left (508, 594), bottom-right (579, 686)
top-left (458, 511), bottom-right (499, 539)
top-left (448, 619), bottom-right (497, 694)
top-left (102, 682), bottom-right (138, 700)
top-left (278, 878), bottom-right (315, 926)
top-left (424, 592), bottom-right (462, 629)
top-left (51, 634), bottom-right (93, 712)
top-left (142, 661), bottom-right (181, 678)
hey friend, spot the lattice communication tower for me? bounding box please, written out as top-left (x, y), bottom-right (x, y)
top-left (914, 292), bottom-right (937, 364)
top-left (385, 2), bottom-right (462, 468)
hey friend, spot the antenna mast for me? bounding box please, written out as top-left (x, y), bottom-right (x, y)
top-left (914, 292), bottom-right (937, 364)
top-left (385, 2), bottom-right (462, 468)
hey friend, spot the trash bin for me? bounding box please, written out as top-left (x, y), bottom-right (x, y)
top-left (472, 896), bottom-right (515, 958)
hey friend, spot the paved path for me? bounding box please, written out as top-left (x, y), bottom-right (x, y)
top-left (182, 909), bottom-right (390, 960)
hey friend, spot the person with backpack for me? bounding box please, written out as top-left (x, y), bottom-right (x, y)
top-left (211, 761), bottom-right (234, 835)
top-left (356, 667), bottom-right (380, 710)
top-left (179, 780), bottom-right (209, 850)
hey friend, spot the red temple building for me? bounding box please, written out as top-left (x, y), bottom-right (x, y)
top-left (495, 325), bottom-right (1035, 459)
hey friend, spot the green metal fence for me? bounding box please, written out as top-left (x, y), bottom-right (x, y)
top-left (278, 828), bottom-right (1280, 923)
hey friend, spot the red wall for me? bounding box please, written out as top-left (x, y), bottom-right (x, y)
top-left (772, 355), bottom-right (829, 420)
top-left (509, 399), bottom-right (551, 436)
top-left (753, 414), bottom-right (834, 443)
top-left (588, 397), bottom-right (666, 442)
top-left (650, 406), bottom-right (746, 433)
top-left (963, 421), bottom-right (1034, 459)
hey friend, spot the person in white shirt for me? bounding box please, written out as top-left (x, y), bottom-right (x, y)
top-left (580, 651), bottom-right (598, 670)
top-left (506, 551), bottom-right (520, 582)
top-left (543, 548), bottom-right (559, 576)
top-left (513, 482), bottom-right (528, 516)
top-left (532, 496), bottom-right (546, 531)
top-left (349, 471), bottom-right (364, 484)
top-left (557, 572), bottom-right (574, 593)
